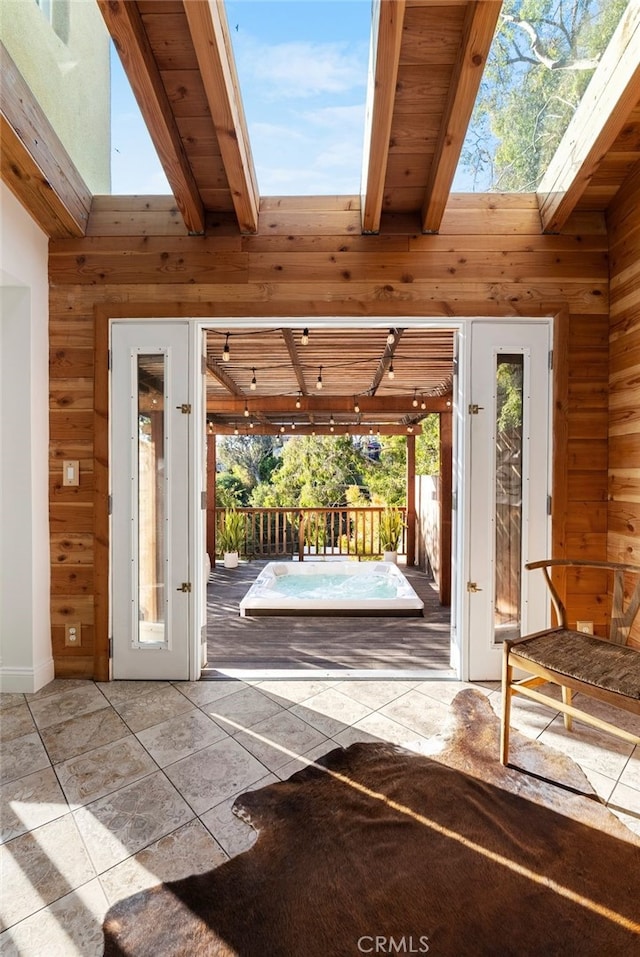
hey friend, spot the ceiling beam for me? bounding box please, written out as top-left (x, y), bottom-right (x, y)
top-left (206, 358), bottom-right (244, 395)
top-left (97, 0), bottom-right (205, 235)
top-left (0, 44), bottom-right (91, 239)
top-left (421, 1), bottom-right (502, 233)
top-left (183, 0), bottom-right (259, 234)
top-left (207, 394), bottom-right (450, 414)
top-left (281, 329), bottom-right (309, 395)
top-left (361, 0), bottom-right (406, 234)
top-left (367, 328), bottom-right (404, 396)
top-left (537, 1), bottom-right (640, 234)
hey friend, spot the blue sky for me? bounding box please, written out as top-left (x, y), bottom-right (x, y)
top-left (111, 0), bottom-right (371, 195)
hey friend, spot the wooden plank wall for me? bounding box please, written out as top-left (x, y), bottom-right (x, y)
top-left (48, 193), bottom-right (611, 677)
top-left (607, 163), bottom-right (640, 647)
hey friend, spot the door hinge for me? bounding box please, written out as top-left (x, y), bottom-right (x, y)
top-left (108, 637), bottom-right (113, 658)
top-left (176, 403), bottom-right (192, 414)
top-left (468, 403), bottom-right (483, 415)
top-left (176, 582), bottom-right (192, 593)
top-left (549, 349), bottom-right (553, 370)
top-left (108, 494), bottom-right (112, 515)
top-left (467, 581), bottom-right (482, 593)
top-left (547, 494), bottom-right (552, 515)
top-left (201, 490), bottom-right (207, 510)
top-left (107, 349), bottom-right (112, 370)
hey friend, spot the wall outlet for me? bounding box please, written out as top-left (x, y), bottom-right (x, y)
top-left (576, 620), bottom-right (594, 635)
top-left (65, 622), bottom-right (81, 647)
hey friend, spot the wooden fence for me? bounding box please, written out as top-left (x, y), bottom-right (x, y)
top-left (214, 506), bottom-right (407, 561)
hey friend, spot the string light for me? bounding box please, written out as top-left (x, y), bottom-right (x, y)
top-left (420, 396), bottom-right (427, 410)
top-left (316, 366), bottom-right (323, 390)
top-left (387, 328), bottom-right (395, 345)
top-left (243, 401), bottom-right (249, 417)
top-left (369, 427), bottom-right (374, 435)
top-left (291, 421), bottom-right (296, 430)
top-left (249, 420), bottom-right (255, 429)
top-left (388, 362), bottom-right (395, 380)
top-left (295, 392), bottom-right (301, 409)
top-left (250, 368), bottom-right (257, 390)
top-left (412, 389), bottom-right (418, 408)
top-left (234, 425), bottom-right (239, 435)
top-left (354, 397), bottom-right (360, 414)
top-left (407, 425), bottom-right (414, 434)
top-left (301, 328), bottom-right (309, 345)
top-left (222, 333), bottom-right (230, 362)
top-left (329, 414), bottom-right (335, 426)
top-left (280, 425), bottom-right (285, 433)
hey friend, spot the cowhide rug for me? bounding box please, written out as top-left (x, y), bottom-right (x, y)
top-left (103, 689), bottom-right (640, 956)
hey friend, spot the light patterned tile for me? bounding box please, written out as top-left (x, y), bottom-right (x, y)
top-left (39, 706), bottom-right (129, 765)
top-left (74, 772), bottom-right (194, 873)
top-left (334, 679), bottom-right (421, 709)
top-left (538, 715), bottom-right (634, 782)
top-left (0, 703), bottom-right (36, 742)
top-left (414, 680), bottom-right (493, 706)
top-left (333, 710), bottom-right (428, 751)
top-left (1, 768), bottom-right (68, 844)
top-left (56, 737), bottom-right (158, 809)
top-left (0, 694), bottom-right (26, 712)
top-left (163, 737), bottom-right (269, 815)
top-left (235, 710), bottom-right (330, 772)
top-left (377, 688), bottom-right (450, 738)
top-left (171, 679), bottom-right (250, 707)
top-left (257, 679), bottom-right (339, 706)
top-left (488, 687), bottom-right (561, 739)
top-left (0, 732), bottom-right (50, 787)
top-left (200, 774), bottom-right (277, 858)
top-left (24, 679), bottom-right (88, 702)
top-left (28, 684), bottom-right (109, 731)
top-left (95, 680), bottom-right (171, 708)
top-left (99, 819), bottom-right (227, 905)
top-left (0, 815), bottom-right (95, 931)
top-left (290, 687), bottom-right (373, 738)
top-left (617, 747), bottom-right (640, 791)
top-left (607, 781), bottom-right (640, 837)
top-left (0, 879), bottom-right (108, 957)
top-left (112, 686), bottom-right (195, 733)
top-left (275, 740), bottom-right (336, 780)
top-left (203, 686), bottom-right (286, 735)
top-left (136, 708), bottom-right (228, 768)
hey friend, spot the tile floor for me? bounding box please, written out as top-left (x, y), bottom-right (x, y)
top-left (1, 676), bottom-right (639, 956)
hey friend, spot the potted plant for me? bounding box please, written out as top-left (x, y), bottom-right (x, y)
top-left (218, 509), bottom-right (245, 568)
top-left (379, 507), bottom-right (404, 563)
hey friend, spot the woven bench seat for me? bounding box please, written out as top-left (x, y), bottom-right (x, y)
top-left (500, 559), bottom-right (640, 767)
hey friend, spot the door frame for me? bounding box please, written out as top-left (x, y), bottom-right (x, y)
top-left (93, 308), bottom-right (569, 683)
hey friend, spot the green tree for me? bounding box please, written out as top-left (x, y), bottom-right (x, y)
top-left (216, 435), bottom-right (278, 489)
top-left (265, 435), bottom-right (366, 507)
top-left (416, 415), bottom-right (440, 476)
top-left (215, 471), bottom-right (249, 508)
top-left (462, 0), bottom-right (628, 190)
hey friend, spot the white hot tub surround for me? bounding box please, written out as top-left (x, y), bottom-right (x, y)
top-left (239, 561), bottom-right (424, 617)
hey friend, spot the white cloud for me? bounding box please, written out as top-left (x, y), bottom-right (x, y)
top-left (235, 36), bottom-right (366, 99)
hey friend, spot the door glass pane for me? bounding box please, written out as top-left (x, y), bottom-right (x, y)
top-left (137, 355), bottom-right (166, 646)
top-left (494, 354), bottom-right (523, 643)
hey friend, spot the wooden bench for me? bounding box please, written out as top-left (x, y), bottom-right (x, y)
top-left (500, 559), bottom-right (640, 766)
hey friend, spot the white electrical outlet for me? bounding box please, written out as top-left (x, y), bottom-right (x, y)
top-left (576, 620), bottom-right (594, 635)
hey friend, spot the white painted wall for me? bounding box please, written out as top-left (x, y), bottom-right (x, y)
top-left (0, 183), bottom-right (54, 692)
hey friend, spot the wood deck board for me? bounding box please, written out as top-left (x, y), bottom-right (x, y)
top-left (205, 560), bottom-right (451, 672)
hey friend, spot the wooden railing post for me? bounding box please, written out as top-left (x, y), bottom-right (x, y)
top-left (298, 511), bottom-right (305, 561)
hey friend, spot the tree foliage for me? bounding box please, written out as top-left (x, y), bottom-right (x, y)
top-left (461, 0), bottom-right (628, 191)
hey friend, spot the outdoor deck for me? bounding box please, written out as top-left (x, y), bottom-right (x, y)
top-left (205, 559), bottom-right (452, 674)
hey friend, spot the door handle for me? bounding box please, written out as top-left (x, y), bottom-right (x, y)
top-left (467, 581), bottom-right (482, 593)
top-left (176, 582), bottom-right (192, 593)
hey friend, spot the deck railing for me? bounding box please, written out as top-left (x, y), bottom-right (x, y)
top-left (214, 506), bottom-right (407, 561)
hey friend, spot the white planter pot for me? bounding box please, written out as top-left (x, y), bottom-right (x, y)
top-left (223, 551), bottom-right (239, 569)
top-left (382, 550), bottom-right (398, 564)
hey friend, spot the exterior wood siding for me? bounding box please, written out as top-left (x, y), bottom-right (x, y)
top-left (607, 163), bottom-right (640, 647)
top-left (48, 194), bottom-right (611, 678)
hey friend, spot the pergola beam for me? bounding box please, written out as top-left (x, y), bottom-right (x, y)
top-left (537, 1), bottom-right (640, 234)
top-left (206, 358), bottom-right (244, 395)
top-left (421, 1), bottom-right (502, 233)
top-left (97, 0), bottom-right (205, 235)
top-left (183, 0), bottom-right (259, 234)
top-left (0, 44), bottom-right (91, 239)
top-left (361, 0), bottom-right (406, 234)
top-left (207, 393), bottom-right (450, 414)
top-left (368, 329), bottom-right (404, 396)
top-left (281, 329), bottom-right (309, 395)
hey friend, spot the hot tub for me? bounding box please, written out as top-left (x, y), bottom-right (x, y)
top-left (239, 561), bottom-right (424, 617)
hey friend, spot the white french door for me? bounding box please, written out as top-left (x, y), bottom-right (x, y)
top-left (463, 321), bottom-right (551, 680)
top-left (110, 322), bottom-right (191, 679)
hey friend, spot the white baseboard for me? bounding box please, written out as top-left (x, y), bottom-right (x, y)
top-left (0, 657), bottom-right (55, 694)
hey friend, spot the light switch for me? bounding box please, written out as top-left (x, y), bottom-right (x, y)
top-left (63, 460), bottom-right (79, 487)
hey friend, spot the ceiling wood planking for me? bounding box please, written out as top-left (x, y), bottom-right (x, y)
top-left (0, 44), bottom-right (91, 238)
top-left (538, 1), bottom-right (640, 234)
top-left (183, 0), bottom-right (259, 234)
top-left (421, 1), bottom-right (503, 233)
top-left (361, 0), bottom-right (407, 234)
top-left (281, 329), bottom-right (310, 394)
top-left (97, 0), bottom-right (205, 234)
top-left (206, 395), bottom-right (450, 414)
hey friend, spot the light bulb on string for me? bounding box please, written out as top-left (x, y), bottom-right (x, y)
top-left (412, 389), bottom-right (418, 408)
top-left (316, 366), bottom-right (323, 390)
top-left (388, 362), bottom-right (395, 380)
top-left (243, 401), bottom-right (249, 417)
top-left (301, 328), bottom-right (309, 345)
top-left (223, 333), bottom-right (230, 362)
top-left (354, 397), bottom-right (360, 414)
top-left (295, 392), bottom-right (301, 409)
top-left (250, 368), bottom-right (257, 390)
top-left (387, 328), bottom-right (395, 345)
top-left (420, 396), bottom-right (426, 410)
top-left (234, 425), bottom-right (239, 435)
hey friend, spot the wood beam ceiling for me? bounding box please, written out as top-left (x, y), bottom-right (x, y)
top-left (361, 0), bottom-right (406, 234)
top-left (207, 394), bottom-right (450, 414)
top-left (97, 0), bottom-right (205, 235)
top-left (537, 1), bottom-right (640, 234)
top-left (281, 328), bottom-right (309, 395)
top-left (367, 328), bottom-right (404, 395)
top-left (210, 423), bottom-right (425, 436)
top-left (183, 0), bottom-right (259, 234)
top-left (0, 44), bottom-right (91, 239)
top-left (421, 1), bottom-right (502, 233)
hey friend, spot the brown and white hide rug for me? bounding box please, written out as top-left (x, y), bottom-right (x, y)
top-left (103, 689), bottom-right (640, 957)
